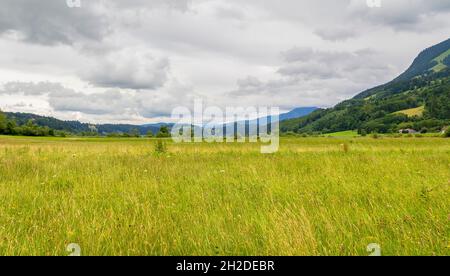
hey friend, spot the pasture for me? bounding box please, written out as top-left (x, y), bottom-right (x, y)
top-left (0, 136), bottom-right (449, 256)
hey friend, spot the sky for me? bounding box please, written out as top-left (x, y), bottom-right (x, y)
top-left (0, 0), bottom-right (449, 124)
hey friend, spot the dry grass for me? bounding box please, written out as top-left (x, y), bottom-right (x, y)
top-left (394, 106), bottom-right (425, 117)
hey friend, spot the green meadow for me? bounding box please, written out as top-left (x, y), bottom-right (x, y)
top-left (0, 136), bottom-right (449, 256)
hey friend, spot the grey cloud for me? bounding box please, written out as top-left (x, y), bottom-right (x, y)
top-left (282, 48), bottom-right (315, 63)
top-left (0, 0), bottom-right (109, 45)
top-left (49, 89), bottom-right (137, 115)
top-left (108, 0), bottom-right (192, 12)
top-left (0, 81), bottom-right (66, 96)
top-left (227, 45), bottom-right (395, 108)
top-left (82, 49), bottom-right (170, 90)
top-left (346, 0), bottom-right (450, 32)
top-left (0, 81), bottom-right (194, 118)
top-left (215, 6), bottom-right (246, 21)
top-left (237, 76), bottom-right (263, 90)
top-left (235, 0), bottom-right (450, 38)
top-left (278, 47), bottom-right (388, 80)
top-left (278, 63), bottom-right (336, 79)
top-left (0, 0), bottom-right (194, 46)
top-left (226, 76), bottom-right (366, 109)
top-left (314, 28), bottom-right (358, 42)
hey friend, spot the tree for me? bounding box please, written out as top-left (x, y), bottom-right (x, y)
top-left (146, 130), bottom-right (154, 138)
top-left (6, 121), bottom-right (16, 135)
top-left (129, 128), bottom-right (140, 137)
top-left (0, 110), bottom-right (6, 134)
top-left (157, 126), bottom-right (170, 138)
top-left (444, 127), bottom-right (450, 138)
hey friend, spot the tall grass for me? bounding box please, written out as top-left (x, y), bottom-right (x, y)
top-left (0, 136), bottom-right (449, 256)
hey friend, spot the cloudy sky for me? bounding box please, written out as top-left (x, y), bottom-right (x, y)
top-left (0, 0), bottom-right (449, 124)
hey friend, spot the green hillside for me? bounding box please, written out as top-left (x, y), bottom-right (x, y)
top-left (281, 38), bottom-right (450, 134)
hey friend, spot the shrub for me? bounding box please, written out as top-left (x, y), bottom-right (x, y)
top-left (154, 140), bottom-right (167, 154)
top-left (157, 126), bottom-right (171, 138)
top-left (443, 127), bottom-right (450, 138)
top-left (0, 111), bottom-right (6, 134)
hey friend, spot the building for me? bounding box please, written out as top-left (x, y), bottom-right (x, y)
top-left (399, 129), bottom-right (418, 134)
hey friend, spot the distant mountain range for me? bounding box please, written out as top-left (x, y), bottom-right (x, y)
top-left (281, 38), bottom-right (450, 134)
top-left (279, 107), bottom-right (319, 121)
top-left (3, 107), bottom-right (317, 135)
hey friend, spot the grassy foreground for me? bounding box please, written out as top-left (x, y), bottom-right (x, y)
top-left (0, 136), bottom-right (449, 256)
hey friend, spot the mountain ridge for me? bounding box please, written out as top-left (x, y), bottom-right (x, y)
top-left (1, 106), bottom-right (317, 136)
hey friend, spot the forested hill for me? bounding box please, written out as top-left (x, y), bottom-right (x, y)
top-left (2, 112), bottom-right (168, 136)
top-left (281, 38), bottom-right (450, 134)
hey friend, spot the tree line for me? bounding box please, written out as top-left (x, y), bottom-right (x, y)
top-left (0, 110), bottom-right (59, 136)
top-left (0, 110), bottom-right (172, 138)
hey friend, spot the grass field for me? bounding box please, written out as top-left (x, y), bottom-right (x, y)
top-left (431, 48), bottom-right (450, 72)
top-left (394, 106), bottom-right (425, 117)
top-left (324, 130), bottom-right (360, 137)
top-left (0, 136), bottom-right (449, 256)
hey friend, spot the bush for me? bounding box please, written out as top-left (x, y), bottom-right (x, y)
top-left (0, 111), bottom-right (6, 134)
top-left (157, 126), bottom-right (171, 138)
top-left (443, 127), bottom-right (450, 138)
top-left (154, 140), bottom-right (167, 154)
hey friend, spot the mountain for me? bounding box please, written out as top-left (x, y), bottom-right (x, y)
top-left (141, 122), bottom-right (174, 128)
top-left (245, 107), bottom-right (318, 125)
top-left (279, 107), bottom-right (318, 121)
top-left (281, 38), bottom-right (450, 134)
